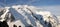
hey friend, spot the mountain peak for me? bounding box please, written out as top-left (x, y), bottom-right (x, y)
top-left (0, 5), bottom-right (60, 27)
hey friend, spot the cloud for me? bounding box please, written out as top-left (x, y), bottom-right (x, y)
top-left (37, 5), bottom-right (60, 16)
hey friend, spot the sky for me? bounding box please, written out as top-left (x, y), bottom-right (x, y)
top-left (0, 0), bottom-right (60, 6)
top-left (0, 0), bottom-right (60, 16)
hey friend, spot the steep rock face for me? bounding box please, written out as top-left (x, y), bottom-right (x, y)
top-left (0, 9), bottom-right (9, 22)
top-left (0, 8), bottom-right (15, 27)
top-left (0, 5), bottom-right (59, 27)
top-left (36, 11), bottom-right (59, 27)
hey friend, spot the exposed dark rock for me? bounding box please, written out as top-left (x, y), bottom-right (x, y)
top-left (48, 22), bottom-right (52, 27)
top-left (0, 21), bottom-right (9, 27)
top-left (13, 24), bottom-right (17, 27)
top-left (19, 26), bottom-right (21, 27)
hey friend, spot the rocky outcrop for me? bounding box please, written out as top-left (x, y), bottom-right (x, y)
top-left (0, 21), bottom-right (9, 27)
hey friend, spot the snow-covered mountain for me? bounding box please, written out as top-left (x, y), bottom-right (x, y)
top-left (0, 5), bottom-right (60, 27)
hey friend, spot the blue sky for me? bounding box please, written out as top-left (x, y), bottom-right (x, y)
top-left (0, 0), bottom-right (60, 6)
